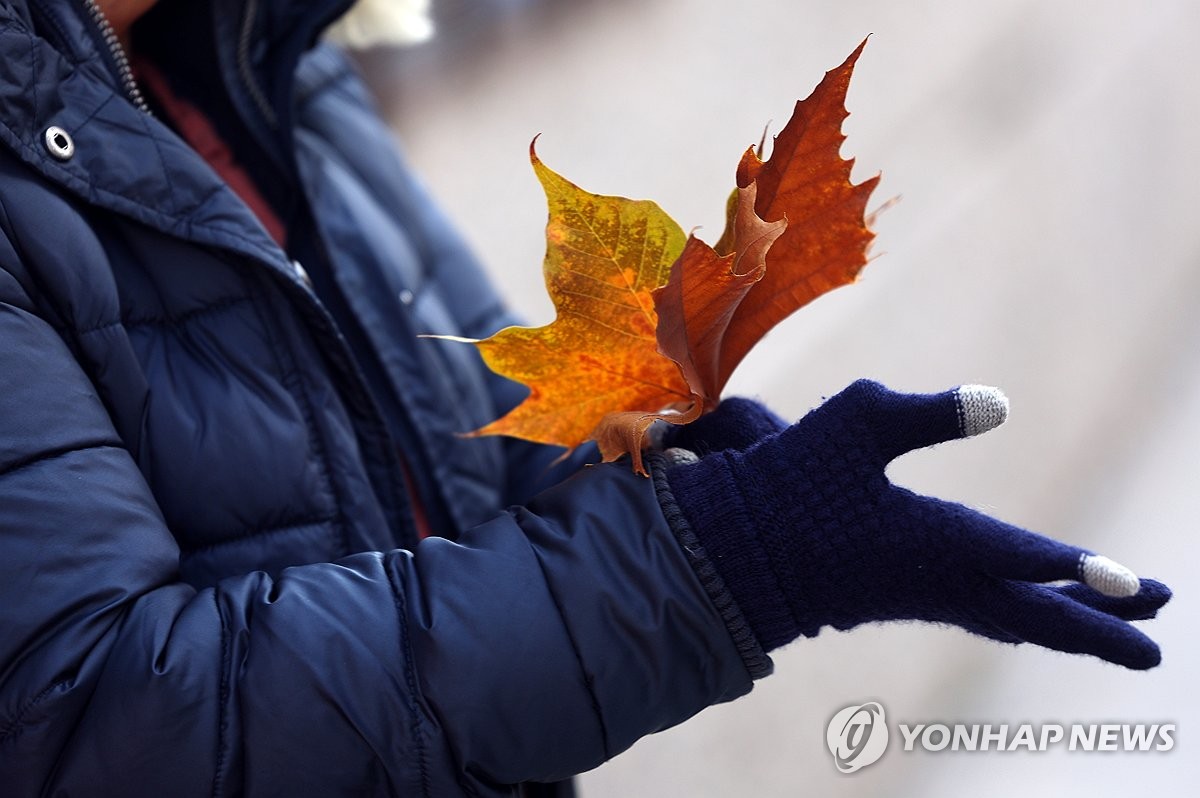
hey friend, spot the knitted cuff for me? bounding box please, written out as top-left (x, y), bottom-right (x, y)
top-left (649, 454), bottom-right (774, 678)
top-left (662, 450), bottom-right (802, 652)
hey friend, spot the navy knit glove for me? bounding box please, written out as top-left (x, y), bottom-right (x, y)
top-left (665, 379), bottom-right (1170, 669)
top-left (662, 397), bottom-right (787, 455)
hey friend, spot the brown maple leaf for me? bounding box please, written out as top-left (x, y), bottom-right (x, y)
top-left (653, 183), bottom-right (787, 402)
top-left (713, 38), bottom-right (880, 387)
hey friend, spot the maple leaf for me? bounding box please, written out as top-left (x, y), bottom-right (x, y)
top-left (455, 41), bottom-right (878, 474)
top-left (713, 38), bottom-right (880, 386)
top-left (652, 183), bottom-right (787, 401)
top-left (462, 142), bottom-right (694, 461)
top-left (589, 186), bottom-right (785, 473)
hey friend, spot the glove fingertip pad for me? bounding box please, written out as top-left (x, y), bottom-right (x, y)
top-left (956, 385), bottom-right (1010, 438)
top-left (1082, 554), bottom-right (1141, 598)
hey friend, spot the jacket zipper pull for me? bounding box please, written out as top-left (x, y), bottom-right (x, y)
top-left (290, 259), bottom-right (314, 289)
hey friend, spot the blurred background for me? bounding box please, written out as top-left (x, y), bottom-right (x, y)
top-left (344, 0), bottom-right (1198, 794)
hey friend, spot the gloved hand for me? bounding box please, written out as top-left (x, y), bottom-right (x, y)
top-left (665, 379), bottom-right (1170, 669)
top-left (662, 397), bottom-right (787, 455)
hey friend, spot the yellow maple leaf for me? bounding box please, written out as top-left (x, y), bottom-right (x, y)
top-left (460, 142), bottom-right (694, 460)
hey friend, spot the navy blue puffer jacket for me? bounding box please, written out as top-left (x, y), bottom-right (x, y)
top-left (0, 1), bottom-right (762, 795)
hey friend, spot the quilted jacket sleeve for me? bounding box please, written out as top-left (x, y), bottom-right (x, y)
top-left (0, 252), bottom-right (755, 796)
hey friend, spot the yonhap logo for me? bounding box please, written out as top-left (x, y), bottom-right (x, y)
top-left (824, 699), bottom-right (1175, 774)
top-left (826, 702), bottom-right (889, 773)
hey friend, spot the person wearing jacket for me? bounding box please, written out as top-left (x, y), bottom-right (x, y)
top-left (0, 1), bottom-right (1170, 796)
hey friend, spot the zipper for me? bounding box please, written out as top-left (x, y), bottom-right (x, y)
top-left (80, 0), bottom-right (151, 114)
top-left (237, 0), bottom-right (279, 129)
top-left (78, 0), bottom-right (274, 129)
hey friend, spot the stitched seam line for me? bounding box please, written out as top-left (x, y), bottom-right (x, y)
top-left (384, 560), bottom-right (433, 798)
top-left (211, 589), bottom-right (230, 798)
top-left (180, 513), bottom-right (339, 555)
top-left (954, 389), bottom-right (966, 437)
top-left (75, 294), bottom-right (255, 336)
top-left (528, 544), bottom-right (611, 761)
top-left (138, 105), bottom-right (175, 207)
top-left (0, 679), bottom-right (69, 744)
top-left (246, 284), bottom-right (350, 557)
top-left (0, 440), bottom-right (120, 480)
top-left (71, 90), bottom-right (115, 133)
top-left (27, 24), bottom-right (40, 122)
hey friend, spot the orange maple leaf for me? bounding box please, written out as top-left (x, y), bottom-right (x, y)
top-left (461, 143), bottom-right (694, 458)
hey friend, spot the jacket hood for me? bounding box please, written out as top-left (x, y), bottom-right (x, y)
top-left (143, 0), bottom-right (354, 157)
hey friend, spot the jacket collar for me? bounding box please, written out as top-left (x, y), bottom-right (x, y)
top-left (0, 0), bottom-right (351, 266)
